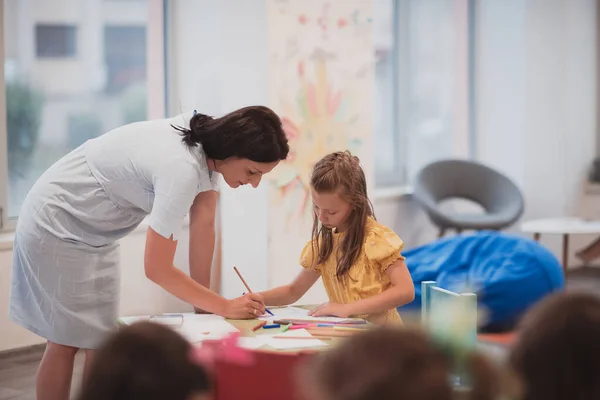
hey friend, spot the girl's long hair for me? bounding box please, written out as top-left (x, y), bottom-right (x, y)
top-left (310, 151), bottom-right (375, 279)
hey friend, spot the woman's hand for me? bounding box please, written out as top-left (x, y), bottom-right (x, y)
top-left (222, 293), bottom-right (266, 319)
top-left (308, 302), bottom-right (352, 318)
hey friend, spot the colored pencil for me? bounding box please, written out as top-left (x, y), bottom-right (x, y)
top-left (306, 328), bottom-right (356, 338)
top-left (333, 326), bottom-right (368, 332)
top-left (289, 324), bottom-right (312, 330)
top-left (251, 320), bottom-right (267, 332)
top-left (275, 318), bottom-right (367, 325)
top-left (317, 323), bottom-right (370, 328)
top-left (233, 266), bottom-right (274, 317)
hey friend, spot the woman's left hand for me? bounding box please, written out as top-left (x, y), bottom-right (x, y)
top-left (308, 302), bottom-right (352, 318)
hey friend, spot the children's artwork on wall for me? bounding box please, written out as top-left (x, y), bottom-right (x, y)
top-left (267, 0), bottom-right (374, 227)
top-left (266, 0), bottom-right (374, 300)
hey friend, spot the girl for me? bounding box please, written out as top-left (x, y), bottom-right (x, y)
top-left (260, 151), bottom-right (414, 324)
top-left (298, 327), bottom-right (499, 400)
top-left (10, 106), bottom-right (287, 400)
top-left (509, 291), bottom-right (600, 400)
top-left (76, 321), bottom-right (211, 400)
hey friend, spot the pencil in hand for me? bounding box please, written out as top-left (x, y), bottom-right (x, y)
top-left (234, 266), bottom-right (274, 317)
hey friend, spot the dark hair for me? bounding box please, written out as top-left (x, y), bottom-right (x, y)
top-left (76, 321), bottom-right (211, 400)
top-left (172, 105), bottom-right (289, 163)
top-left (309, 151), bottom-right (375, 279)
top-left (299, 327), bottom-right (498, 400)
top-left (509, 292), bottom-right (600, 400)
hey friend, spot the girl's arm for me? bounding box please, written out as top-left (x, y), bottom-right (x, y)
top-left (188, 191), bottom-right (217, 312)
top-left (310, 259), bottom-right (414, 317)
top-left (259, 269), bottom-right (320, 306)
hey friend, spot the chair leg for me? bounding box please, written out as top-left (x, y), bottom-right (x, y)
top-left (438, 228), bottom-right (446, 238)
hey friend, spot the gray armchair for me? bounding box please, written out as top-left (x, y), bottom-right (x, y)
top-left (413, 159), bottom-right (524, 237)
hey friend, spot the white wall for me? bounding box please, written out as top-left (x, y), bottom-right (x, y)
top-left (475, 0), bottom-right (598, 265)
top-left (168, 0), bottom-right (272, 300)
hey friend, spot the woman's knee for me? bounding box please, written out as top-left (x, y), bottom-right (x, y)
top-left (46, 341), bottom-right (79, 357)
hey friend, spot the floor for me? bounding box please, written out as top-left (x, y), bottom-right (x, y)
top-left (1, 267), bottom-right (600, 400)
top-left (0, 350), bottom-right (84, 400)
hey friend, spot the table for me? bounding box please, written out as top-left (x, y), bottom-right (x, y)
top-left (521, 217), bottom-right (600, 274)
top-left (225, 305), bottom-right (347, 352)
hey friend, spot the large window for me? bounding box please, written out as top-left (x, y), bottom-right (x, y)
top-left (0, 0), bottom-right (166, 229)
top-left (373, 0), bottom-right (474, 188)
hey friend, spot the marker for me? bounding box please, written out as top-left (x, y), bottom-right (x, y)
top-left (280, 324), bottom-right (292, 332)
top-left (263, 324), bottom-right (280, 329)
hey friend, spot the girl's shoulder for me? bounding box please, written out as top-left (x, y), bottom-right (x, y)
top-left (363, 217), bottom-right (405, 263)
top-left (364, 217), bottom-right (403, 243)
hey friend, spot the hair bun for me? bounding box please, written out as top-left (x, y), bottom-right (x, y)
top-left (181, 112), bottom-right (213, 147)
top-left (190, 113), bottom-right (213, 134)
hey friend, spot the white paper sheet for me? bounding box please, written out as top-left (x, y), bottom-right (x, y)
top-left (260, 306), bottom-right (363, 323)
top-left (118, 313), bottom-right (239, 344)
top-left (237, 336), bottom-right (266, 350)
top-left (256, 328), bottom-right (328, 350)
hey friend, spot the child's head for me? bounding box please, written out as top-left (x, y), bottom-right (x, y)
top-left (310, 151), bottom-right (374, 277)
top-left (77, 321), bottom-right (211, 400)
top-left (509, 292), bottom-right (600, 400)
top-left (299, 327), bottom-right (497, 400)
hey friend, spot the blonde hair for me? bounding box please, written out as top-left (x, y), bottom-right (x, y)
top-left (309, 151), bottom-right (374, 279)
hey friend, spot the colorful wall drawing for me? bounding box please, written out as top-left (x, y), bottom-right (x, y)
top-left (267, 0), bottom-right (374, 227)
top-left (266, 0), bottom-right (374, 300)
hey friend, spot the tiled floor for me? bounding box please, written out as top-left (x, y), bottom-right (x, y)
top-left (0, 347), bottom-right (84, 400)
top-left (1, 267), bottom-right (599, 400)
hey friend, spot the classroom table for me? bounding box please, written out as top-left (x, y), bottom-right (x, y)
top-left (222, 305), bottom-right (351, 352)
top-left (521, 217), bottom-right (600, 275)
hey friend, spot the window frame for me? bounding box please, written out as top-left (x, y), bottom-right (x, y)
top-left (595, 2), bottom-right (600, 161)
top-left (0, 0), bottom-right (9, 231)
top-left (0, 0), bottom-right (168, 231)
top-left (374, 0), bottom-right (476, 189)
top-left (374, 0), bottom-right (407, 189)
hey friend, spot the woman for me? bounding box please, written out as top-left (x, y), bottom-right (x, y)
top-left (9, 106), bottom-right (289, 400)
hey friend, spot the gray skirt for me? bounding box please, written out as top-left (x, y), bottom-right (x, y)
top-left (9, 146), bottom-right (141, 349)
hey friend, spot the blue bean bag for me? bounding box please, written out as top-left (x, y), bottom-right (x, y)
top-left (398, 231), bottom-right (564, 332)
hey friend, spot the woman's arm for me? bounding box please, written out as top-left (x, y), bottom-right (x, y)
top-left (188, 191), bottom-right (217, 310)
top-left (259, 269), bottom-right (320, 306)
top-left (310, 259), bottom-right (414, 317)
top-left (144, 227), bottom-right (265, 319)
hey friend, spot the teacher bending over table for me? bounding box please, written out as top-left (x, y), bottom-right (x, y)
top-left (9, 106), bottom-right (289, 400)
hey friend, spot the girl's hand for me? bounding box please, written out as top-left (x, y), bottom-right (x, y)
top-left (222, 293), bottom-right (266, 319)
top-left (308, 302), bottom-right (352, 318)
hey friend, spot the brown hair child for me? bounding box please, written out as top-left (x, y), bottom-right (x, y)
top-left (509, 292), bottom-right (600, 400)
top-left (76, 321), bottom-right (211, 400)
top-left (298, 326), bottom-right (498, 400)
top-left (260, 151), bottom-right (414, 324)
